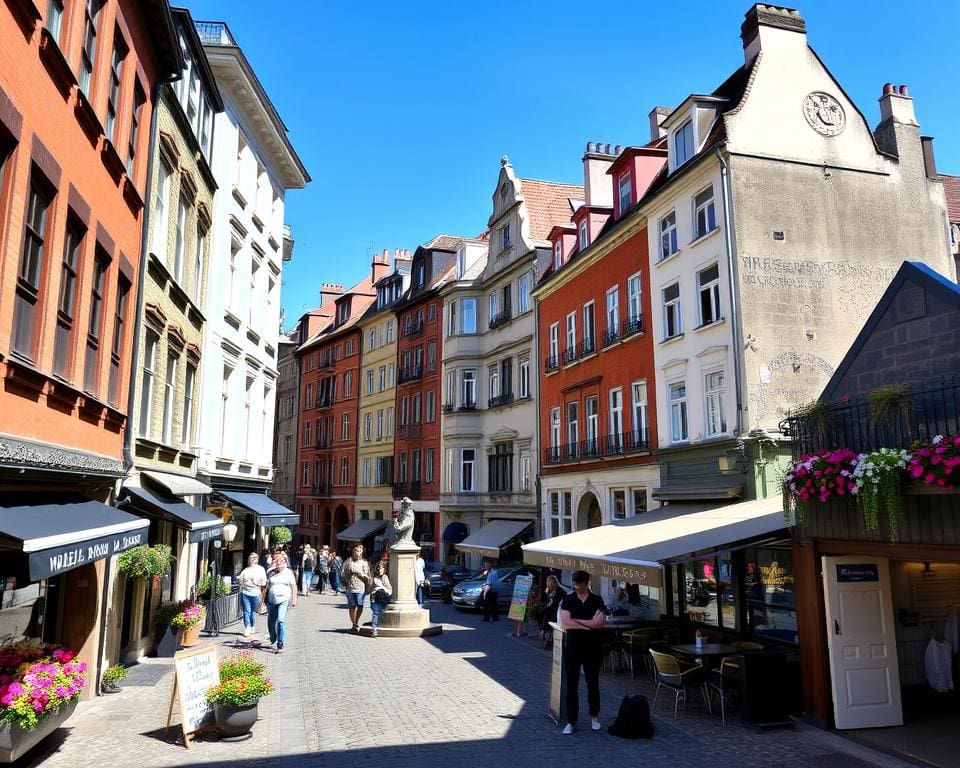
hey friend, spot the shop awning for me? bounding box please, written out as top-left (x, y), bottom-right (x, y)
top-left (218, 491), bottom-right (299, 527)
top-left (652, 485), bottom-right (744, 502)
top-left (120, 486), bottom-right (222, 543)
top-left (337, 519), bottom-right (388, 542)
top-left (521, 497), bottom-right (785, 588)
top-left (442, 522), bottom-right (469, 543)
top-left (0, 497), bottom-right (149, 581)
top-left (141, 470), bottom-right (212, 496)
top-left (456, 520), bottom-right (532, 557)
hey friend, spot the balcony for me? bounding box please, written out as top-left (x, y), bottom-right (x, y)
top-left (398, 365), bottom-right (423, 384)
top-left (314, 437), bottom-right (333, 450)
top-left (318, 358), bottom-right (334, 370)
top-left (488, 309), bottom-right (512, 331)
top-left (195, 21), bottom-right (237, 46)
top-left (457, 400), bottom-right (477, 412)
top-left (397, 423), bottom-right (422, 440)
top-left (577, 338), bottom-right (596, 358)
top-left (393, 481), bottom-right (422, 498)
top-left (488, 392), bottom-right (514, 409)
top-left (623, 314), bottom-right (644, 338)
top-left (316, 394), bottom-right (333, 409)
top-left (561, 347), bottom-right (577, 366)
top-left (602, 326), bottom-right (621, 348)
top-left (404, 322), bottom-right (424, 338)
top-left (543, 447), bottom-right (562, 465)
top-left (581, 438), bottom-right (601, 460)
top-left (442, 490), bottom-right (535, 507)
top-left (543, 431), bottom-right (650, 465)
top-left (544, 356), bottom-right (559, 374)
top-left (441, 402), bottom-right (455, 414)
top-left (601, 430), bottom-right (650, 457)
top-left (311, 482), bottom-right (332, 497)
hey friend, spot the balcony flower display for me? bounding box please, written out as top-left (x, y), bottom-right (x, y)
top-left (0, 645), bottom-right (86, 731)
top-left (783, 448), bottom-right (859, 523)
top-left (909, 434), bottom-right (960, 491)
top-left (852, 448), bottom-right (911, 540)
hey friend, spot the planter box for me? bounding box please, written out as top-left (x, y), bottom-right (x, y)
top-left (0, 700), bottom-right (77, 763)
top-left (155, 624), bottom-right (180, 658)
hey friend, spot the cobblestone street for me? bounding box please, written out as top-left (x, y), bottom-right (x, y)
top-left (23, 594), bottom-right (914, 768)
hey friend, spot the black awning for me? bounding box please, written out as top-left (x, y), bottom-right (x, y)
top-left (219, 492), bottom-right (299, 527)
top-left (120, 486), bottom-right (222, 543)
top-left (0, 496), bottom-right (149, 581)
top-left (442, 522), bottom-right (469, 543)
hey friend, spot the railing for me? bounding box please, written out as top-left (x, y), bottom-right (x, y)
top-left (779, 378), bottom-right (960, 459)
top-left (602, 326), bottom-right (621, 348)
top-left (393, 481), bottom-right (422, 498)
top-left (311, 483), bottom-right (332, 496)
top-left (581, 438), bottom-right (600, 459)
top-left (202, 587), bottom-right (241, 631)
top-left (543, 431), bottom-right (649, 464)
top-left (543, 447), bottom-right (561, 465)
top-left (397, 423), bottom-right (422, 440)
top-left (398, 365), bottom-right (423, 383)
top-left (316, 394), bottom-right (333, 408)
top-left (195, 21), bottom-right (236, 46)
top-left (488, 392), bottom-right (514, 409)
top-left (404, 322), bottom-right (424, 338)
top-left (577, 338), bottom-right (596, 358)
top-left (314, 437), bottom-right (332, 449)
top-left (441, 403), bottom-right (454, 413)
top-left (544, 356), bottom-right (559, 374)
top-left (457, 400), bottom-right (477, 412)
top-left (441, 491), bottom-right (534, 507)
top-left (623, 314), bottom-right (644, 338)
top-left (489, 309), bottom-right (512, 330)
top-left (562, 442), bottom-right (579, 461)
top-left (562, 347), bottom-right (577, 366)
top-left (318, 358), bottom-right (334, 370)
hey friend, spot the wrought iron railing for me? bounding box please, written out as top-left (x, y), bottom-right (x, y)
top-left (623, 314), bottom-right (644, 338)
top-left (405, 322), bottom-right (424, 338)
top-left (489, 309), bottom-right (512, 330)
top-left (398, 365), bottom-right (423, 383)
top-left (544, 356), bottom-right (559, 374)
top-left (488, 392), bottom-right (515, 409)
top-left (562, 347), bottom-right (577, 365)
top-left (578, 338), bottom-right (596, 358)
top-left (543, 447), bottom-right (561, 465)
top-left (602, 326), bottom-right (621, 347)
top-left (457, 400), bottom-right (477, 411)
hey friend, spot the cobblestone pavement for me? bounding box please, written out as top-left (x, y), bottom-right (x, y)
top-left (21, 593), bottom-right (916, 768)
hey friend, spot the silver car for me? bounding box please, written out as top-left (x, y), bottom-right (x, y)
top-left (451, 567), bottom-right (533, 610)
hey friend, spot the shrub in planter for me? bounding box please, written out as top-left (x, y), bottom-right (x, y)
top-left (157, 600), bottom-right (205, 631)
top-left (909, 434), bottom-right (960, 491)
top-left (117, 545), bottom-right (174, 580)
top-left (0, 646), bottom-right (86, 731)
top-left (196, 572), bottom-right (230, 599)
top-left (101, 664), bottom-right (128, 693)
top-left (783, 448), bottom-right (859, 524)
top-left (218, 652), bottom-right (265, 681)
top-left (270, 526), bottom-right (292, 547)
top-left (852, 448), bottom-right (911, 540)
top-left (207, 666), bottom-right (274, 738)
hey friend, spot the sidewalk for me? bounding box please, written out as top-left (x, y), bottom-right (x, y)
top-left (22, 592), bottom-right (917, 768)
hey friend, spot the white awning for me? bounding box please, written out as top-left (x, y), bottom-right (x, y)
top-left (141, 470), bottom-right (212, 496)
top-left (521, 496), bottom-right (785, 588)
top-left (456, 520), bottom-right (532, 557)
top-left (337, 519), bottom-right (388, 542)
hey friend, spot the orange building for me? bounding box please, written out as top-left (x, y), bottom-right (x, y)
top-left (0, 0), bottom-right (179, 696)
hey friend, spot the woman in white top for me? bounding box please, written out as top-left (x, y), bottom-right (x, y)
top-left (265, 553), bottom-right (298, 652)
top-left (238, 552), bottom-right (267, 638)
top-left (369, 560), bottom-right (392, 638)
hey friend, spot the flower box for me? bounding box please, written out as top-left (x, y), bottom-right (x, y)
top-left (0, 700), bottom-right (76, 763)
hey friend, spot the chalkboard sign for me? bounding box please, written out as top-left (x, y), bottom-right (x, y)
top-left (166, 645), bottom-right (220, 747)
top-left (507, 575), bottom-right (534, 622)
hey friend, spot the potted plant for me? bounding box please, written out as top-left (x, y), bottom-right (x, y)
top-left (0, 644), bottom-right (86, 762)
top-left (852, 448), bottom-right (911, 541)
top-left (206, 652), bottom-right (274, 739)
top-left (117, 545), bottom-right (173, 581)
top-left (196, 572), bottom-right (230, 600)
top-left (783, 448), bottom-right (859, 524)
top-left (270, 526), bottom-right (292, 548)
top-left (157, 600), bottom-right (205, 648)
top-left (101, 664), bottom-right (128, 694)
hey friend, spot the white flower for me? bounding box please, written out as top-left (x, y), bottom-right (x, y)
top-left (934, 435), bottom-right (944, 445)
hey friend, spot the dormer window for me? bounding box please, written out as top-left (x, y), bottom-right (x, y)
top-left (674, 119), bottom-right (695, 167)
top-left (500, 223), bottom-right (511, 252)
top-left (553, 240), bottom-right (562, 270)
top-left (336, 300), bottom-right (350, 325)
top-left (578, 220), bottom-right (588, 251)
top-left (416, 262), bottom-right (425, 286)
top-left (618, 172), bottom-right (632, 216)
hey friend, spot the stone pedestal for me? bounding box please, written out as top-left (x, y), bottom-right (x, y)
top-left (360, 540), bottom-right (442, 638)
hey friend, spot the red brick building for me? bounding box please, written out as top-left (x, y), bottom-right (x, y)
top-left (393, 236), bottom-right (458, 557)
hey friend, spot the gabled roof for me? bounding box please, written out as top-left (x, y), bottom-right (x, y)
top-left (940, 174), bottom-right (960, 222)
top-left (518, 179), bottom-right (584, 241)
top-left (423, 234), bottom-right (462, 252)
top-left (298, 277), bottom-right (375, 353)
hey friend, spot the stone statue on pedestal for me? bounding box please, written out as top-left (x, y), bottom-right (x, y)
top-left (393, 496), bottom-right (415, 544)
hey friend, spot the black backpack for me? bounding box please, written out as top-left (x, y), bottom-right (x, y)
top-left (607, 694), bottom-right (655, 739)
top-left (303, 556), bottom-right (315, 570)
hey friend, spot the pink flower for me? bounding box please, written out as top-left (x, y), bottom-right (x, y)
top-left (32, 701), bottom-right (43, 712)
top-left (926, 473), bottom-right (936, 485)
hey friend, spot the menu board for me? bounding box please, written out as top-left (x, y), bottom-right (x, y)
top-left (507, 575), bottom-right (534, 622)
top-left (549, 623), bottom-right (566, 724)
top-left (168, 645), bottom-right (220, 746)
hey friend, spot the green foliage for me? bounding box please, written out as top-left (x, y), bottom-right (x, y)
top-left (270, 526), bottom-right (292, 546)
top-left (196, 571), bottom-right (230, 598)
top-left (156, 600), bottom-right (204, 629)
top-left (101, 664), bottom-right (128, 688)
top-left (219, 652), bottom-right (265, 682)
top-left (117, 545), bottom-right (173, 580)
top-left (206, 675), bottom-right (274, 707)
top-left (868, 384), bottom-right (911, 426)
top-left (793, 399), bottom-right (835, 438)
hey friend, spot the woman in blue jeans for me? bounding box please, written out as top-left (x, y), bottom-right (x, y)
top-left (237, 552), bottom-right (267, 638)
top-left (265, 553), bottom-right (298, 653)
top-left (369, 561), bottom-right (392, 637)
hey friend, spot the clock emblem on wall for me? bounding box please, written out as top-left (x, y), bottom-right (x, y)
top-left (802, 92), bottom-right (846, 136)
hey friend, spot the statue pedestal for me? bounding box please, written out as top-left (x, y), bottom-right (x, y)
top-left (360, 540), bottom-right (442, 638)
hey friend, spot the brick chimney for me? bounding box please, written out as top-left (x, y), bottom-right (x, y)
top-left (740, 4), bottom-right (806, 63)
top-left (648, 107), bottom-right (673, 143)
top-left (582, 142), bottom-right (620, 208)
top-left (319, 283), bottom-right (343, 307)
top-left (371, 248), bottom-right (391, 284)
top-left (875, 83), bottom-right (921, 159)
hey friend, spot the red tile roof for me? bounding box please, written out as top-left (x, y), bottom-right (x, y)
top-left (423, 234), bottom-right (463, 251)
top-left (519, 178), bottom-right (584, 242)
top-left (299, 276), bottom-right (376, 352)
top-left (941, 174), bottom-right (960, 222)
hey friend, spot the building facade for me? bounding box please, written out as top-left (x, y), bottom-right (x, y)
top-left (269, 330), bottom-right (299, 511)
top-left (0, 0), bottom-right (179, 695)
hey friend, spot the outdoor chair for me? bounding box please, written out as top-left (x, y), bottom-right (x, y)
top-left (602, 640), bottom-right (630, 674)
top-left (649, 649), bottom-right (712, 720)
top-left (732, 640), bottom-right (764, 651)
top-left (706, 654), bottom-right (743, 725)
top-left (622, 628), bottom-right (660, 677)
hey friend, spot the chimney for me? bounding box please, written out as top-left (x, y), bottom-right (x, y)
top-left (648, 107), bottom-right (673, 143)
top-left (582, 142), bottom-right (620, 208)
top-left (921, 136), bottom-right (937, 180)
top-left (875, 83), bottom-right (921, 158)
top-left (878, 83), bottom-right (918, 127)
top-left (319, 283), bottom-right (343, 306)
top-left (371, 248), bottom-right (391, 284)
top-left (740, 4), bottom-right (807, 63)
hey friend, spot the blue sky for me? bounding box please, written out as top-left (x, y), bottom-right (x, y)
top-left (183, 1), bottom-right (960, 328)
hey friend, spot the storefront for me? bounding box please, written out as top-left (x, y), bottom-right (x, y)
top-left (215, 491), bottom-right (299, 576)
top-left (457, 520), bottom-right (533, 570)
top-left (337, 518), bottom-right (389, 559)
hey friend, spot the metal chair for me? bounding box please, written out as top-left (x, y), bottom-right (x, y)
top-left (649, 649), bottom-right (711, 720)
top-left (706, 654), bottom-right (743, 725)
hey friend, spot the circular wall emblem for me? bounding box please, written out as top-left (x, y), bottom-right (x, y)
top-left (802, 92), bottom-right (846, 136)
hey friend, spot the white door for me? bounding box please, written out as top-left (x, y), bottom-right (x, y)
top-left (823, 555), bottom-right (903, 729)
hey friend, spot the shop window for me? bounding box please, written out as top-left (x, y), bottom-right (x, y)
top-left (744, 547), bottom-right (796, 643)
top-left (684, 558), bottom-right (719, 626)
top-left (0, 580), bottom-right (48, 642)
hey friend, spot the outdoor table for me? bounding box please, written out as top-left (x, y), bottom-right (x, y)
top-left (670, 643), bottom-right (739, 664)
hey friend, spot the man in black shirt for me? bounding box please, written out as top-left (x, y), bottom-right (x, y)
top-left (558, 570), bottom-right (606, 734)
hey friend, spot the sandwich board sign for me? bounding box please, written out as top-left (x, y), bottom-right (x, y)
top-left (166, 645), bottom-right (220, 747)
top-left (507, 574), bottom-right (534, 622)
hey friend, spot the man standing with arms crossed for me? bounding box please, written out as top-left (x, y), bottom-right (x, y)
top-left (558, 570), bottom-right (606, 735)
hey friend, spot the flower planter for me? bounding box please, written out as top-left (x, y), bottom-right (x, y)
top-left (214, 702), bottom-right (258, 738)
top-left (155, 624), bottom-right (179, 658)
top-left (0, 700), bottom-right (77, 763)
top-left (181, 623), bottom-right (202, 647)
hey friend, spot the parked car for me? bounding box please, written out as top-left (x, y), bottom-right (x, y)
top-left (451, 567), bottom-right (534, 611)
top-left (422, 561), bottom-right (453, 602)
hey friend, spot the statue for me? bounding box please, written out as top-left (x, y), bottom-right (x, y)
top-left (392, 497), bottom-right (415, 544)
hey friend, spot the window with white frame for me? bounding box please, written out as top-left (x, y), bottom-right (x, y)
top-left (162, 352), bottom-right (177, 445)
top-left (705, 371), bottom-right (727, 436)
top-left (219, 363), bottom-right (232, 455)
top-left (426, 390), bottom-right (435, 422)
top-left (612, 489), bottom-right (627, 519)
top-left (366, 369), bottom-right (374, 395)
top-left (697, 263), bottom-right (721, 326)
top-left (632, 488), bottom-right (648, 515)
top-left (182, 362), bottom-right (196, 448)
top-left (566, 402), bottom-right (579, 456)
top-left (152, 161), bottom-right (171, 258)
top-left (425, 448), bottom-right (435, 483)
top-left (549, 491), bottom-right (574, 537)
top-left (303, 419), bottom-right (312, 446)
top-left (444, 448), bottom-right (455, 492)
top-left (549, 323), bottom-right (559, 364)
top-left (489, 291), bottom-right (498, 324)
top-left (138, 331), bottom-right (158, 438)
top-left (501, 223), bottom-right (511, 252)
top-left (693, 185), bottom-right (717, 239)
top-left (386, 320), bottom-right (394, 342)
top-left (565, 312), bottom-right (576, 358)
top-left (674, 119), bottom-right (695, 167)
top-left (578, 220), bottom-right (588, 250)
top-left (520, 454), bottom-right (530, 491)
top-left (340, 456), bottom-right (349, 485)
top-left (461, 298), bottom-right (477, 334)
top-left (379, 366), bottom-right (386, 391)
top-left (461, 449), bottom-right (475, 492)
top-left (446, 301), bottom-right (456, 336)
top-left (585, 396), bottom-right (599, 454)
top-left (387, 363), bottom-right (395, 387)
top-left (461, 369), bottom-right (476, 407)
top-left (609, 388), bottom-right (624, 450)
top-left (301, 461), bottom-right (309, 487)
top-left (398, 452), bottom-right (407, 482)
top-left (377, 409), bottom-right (384, 438)
top-left (670, 381), bottom-right (688, 442)
top-left (193, 225), bottom-right (205, 303)
top-left (412, 449), bottom-right (421, 482)
top-left (362, 458), bottom-right (371, 487)
top-left (553, 240), bottom-right (562, 270)
top-left (364, 413), bottom-right (372, 441)
top-left (386, 406), bottom-right (393, 435)
top-left (519, 358), bottom-right (530, 398)
top-left (550, 407), bottom-right (561, 459)
top-left (369, 329), bottom-right (376, 351)
top-left (344, 371), bottom-right (353, 396)
top-left (618, 171), bottom-right (632, 214)
top-left (488, 365), bottom-right (500, 399)
top-left (341, 412), bottom-right (350, 440)
top-left (606, 287), bottom-right (620, 335)
top-left (173, 197), bottom-right (187, 284)
top-left (631, 380), bottom-right (648, 446)
top-left (627, 273), bottom-right (642, 323)
top-left (659, 211), bottom-right (678, 261)
top-left (518, 274), bottom-right (531, 314)
top-left (663, 282), bottom-right (682, 338)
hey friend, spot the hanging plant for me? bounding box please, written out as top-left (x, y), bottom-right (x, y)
top-left (851, 448), bottom-right (910, 540)
top-left (909, 434), bottom-right (960, 490)
top-left (868, 384), bottom-right (911, 425)
top-left (270, 526), bottom-right (292, 546)
top-left (792, 399), bottom-right (836, 445)
top-left (782, 448), bottom-right (859, 525)
top-left (117, 545), bottom-right (173, 580)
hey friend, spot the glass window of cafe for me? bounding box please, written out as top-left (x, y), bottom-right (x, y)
top-left (666, 546), bottom-right (796, 644)
top-left (0, 575), bottom-right (62, 645)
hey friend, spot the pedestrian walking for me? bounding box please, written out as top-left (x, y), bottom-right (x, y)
top-left (300, 546), bottom-right (316, 596)
top-left (558, 570), bottom-right (606, 735)
top-left (238, 552), bottom-right (267, 638)
top-left (414, 549), bottom-right (426, 607)
top-left (480, 559), bottom-right (500, 622)
top-left (368, 561), bottom-right (392, 638)
top-left (330, 551), bottom-right (343, 594)
top-left (341, 543), bottom-right (372, 633)
top-left (317, 546), bottom-right (330, 593)
top-left (265, 552), bottom-right (298, 653)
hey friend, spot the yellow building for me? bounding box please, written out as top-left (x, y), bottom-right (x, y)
top-left (355, 250), bottom-right (410, 543)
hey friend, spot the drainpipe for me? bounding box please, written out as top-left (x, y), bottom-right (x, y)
top-left (715, 148), bottom-right (744, 439)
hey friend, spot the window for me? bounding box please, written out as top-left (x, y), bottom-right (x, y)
top-left (228, 239), bottom-right (239, 311)
top-left (244, 376), bottom-right (255, 459)
top-left (518, 274), bottom-right (531, 314)
top-left (627, 273), bottom-right (642, 323)
top-left (578, 220), bottom-right (588, 251)
top-left (609, 388), bottom-right (623, 450)
top-left (399, 396), bottom-right (409, 427)
top-left (340, 457), bottom-right (349, 485)
top-left (362, 458), bottom-right (371, 487)
top-left (248, 259), bottom-right (260, 326)
top-left (386, 320), bottom-right (394, 342)
top-left (461, 369), bottom-right (476, 407)
top-left (548, 323), bottom-right (559, 364)
top-left (631, 380), bottom-right (647, 447)
top-left (549, 491), bottom-right (573, 537)
top-left (387, 363), bottom-right (395, 387)
top-left (632, 488), bottom-right (647, 516)
top-left (173, 196), bottom-right (187, 284)
top-left (663, 282), bottom-right (682, 339)
top-left (302, 462), bottom-right (309, 487)
top-left (553, 240), bottom-right (562, 270)
top-left (488, 365), bottom-right (500, 400)
top-left (341, 412), bottom-right (350, 441)
top-left (13, 173), bottom-right (53, 359)
top-left (127, 84), bottom-right (145, 175)
top-left (345, 338), bottom-right (354, 355)
top-left (744, 547), bottom-right (796, 642)
top-left (697, 263), bottom-right (721, 326)
top-left (582, 302), bottom-right (595, 352)
top-left (398, 452), bottom-right (407, 482)
top-left (426, 390), bottom-right (436, 422)
top-left (428, 340), bottom-right (436, 371)
top-left (585, 396), bottom-right (599, 455)
top-left (303, 419), bottom-right (312, 446)
top-left (386, 407), bottom-right (393, 436)
top-left (694, 185), bottom-right (717, 239)
top-left (618, 171), bottom-right (632, 215)
top-left (378, 365), bottom-right (385, 391)
top-left (674, 119), bottom-right (695, 167)
top-left (78, 0), bottom-right (102, 96)
top-left (219, 364), bottom-right (232, 455)
top-left (519, 358), bottom-right (530, 399)
top-left (193, 225), bottom-right (205, 303)
top-left (152, 162), bottom-right (171, 258)
top-left (162, 352), bottom-right (177, 444)
top-left (83, 252), bottom-right (108, 394)
top-left (425, 448), bottom-right (435, 484)
top-left (54, 216), bottom-right (85, 378)
top-left (366, 369), bottom-right (374, 395)
top-left (488, 291), bottom-right (498, 324)
top-left (500, 223), bottom-right (511, 251)
top-left (461, 449), bottom-right (475, 492)
top-left (412, 449), bottom-right (421, 482)
top-left (613, 489), bottom-right (626, 520)
top-left (705, 371), bottom-right (727, 436)
top-left (520, 454), bottom-right (531, 492)
top-left (565, 312), bottom-right (576, 359)
top-left (138, 331), bottom-right (158, 437)
top-left (364, 413), bottom-right (372, 441)
top-left (489, 443), bottom-right (513, 492)
top-left (670, 382), bottom-right (688, 442)
top-left (376, 409), bottom-right (384, 439)
top-left (428, 303), bottom-right (436, 322)
top-left (412, 393), bottom-right (421, 424)
top-left (659, 211), bottom-right (678, 261)
top-left (46, 0), bottom-right (64, 41)
top-left (461, 298), bottom-right (477, 334)
top-left (566, 402), bottom-right (579, 457)
top-left (344, 371), bottom-right (353, 397)
top-left (105, 36), bottom-right (127, 143)
top-left (549, 407), bottom-right (561, 460)
top-left (606, 287), bottom-right (620, 335)
top-left (369, 329), bottom-right (376, 351)
top-left (108, 276), bottom-right (130, 406)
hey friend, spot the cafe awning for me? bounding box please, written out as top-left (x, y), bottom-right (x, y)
top-left (119, 485), bottom-right (222, 543)
top-left (141, 470), bottom-right (212, 496)
top-left (337, 519), bottom-right (388, 543)
top-left (218, 491), bottom-right (299, 527)
top-left (521, 497), bottom-right (785, 588)
top-left (456, 520), bottom-right (532, 557)
top-left (0, 496), bottom-right (149, 581)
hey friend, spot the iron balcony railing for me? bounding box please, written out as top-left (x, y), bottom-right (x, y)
top-left (398, 365), bottom-right (423, 384)
top-left (601, 429), bottom-right (650, 456)
top-left (397, 423), bottom-right (422, 440)
top-left (562, 347), bottom-right (577, 366)
top-left (577, 338), bottom-right (597, 358)
top-left (316, 394), bottom-right (333, 409)
top-left (195, 21), bottom-right (236, 46)
top-left (311, 483), bottom-right (332, 496)
top-left (543, 446), bottom-right (561, 465)
top-left (393, 481), bottom-right (422, 498)
top-left (623, 314), bottom-right (644, 338)
top-left (544, 356), bottom-right (559, 374)
top-left (543, 430), bottom-right (650, 465)
top-left (318, 358), bottom-right (334, 370)
top-left (779, 378), bottom-right (960, 459)
top-left (488, 392), bottom-right (514, 409)
top-left (404, 322), bottom-right (424, 338)
top-left (314, 437), bottom-right (332, 449)
top-left (602, 326), bottom-right (621, 348)
top-left (489, 309), bottom-right (512, 330)
top-left (457, 400), bottom-right (477, 412)
top-left (441, 402), bottom-right (454, 413)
